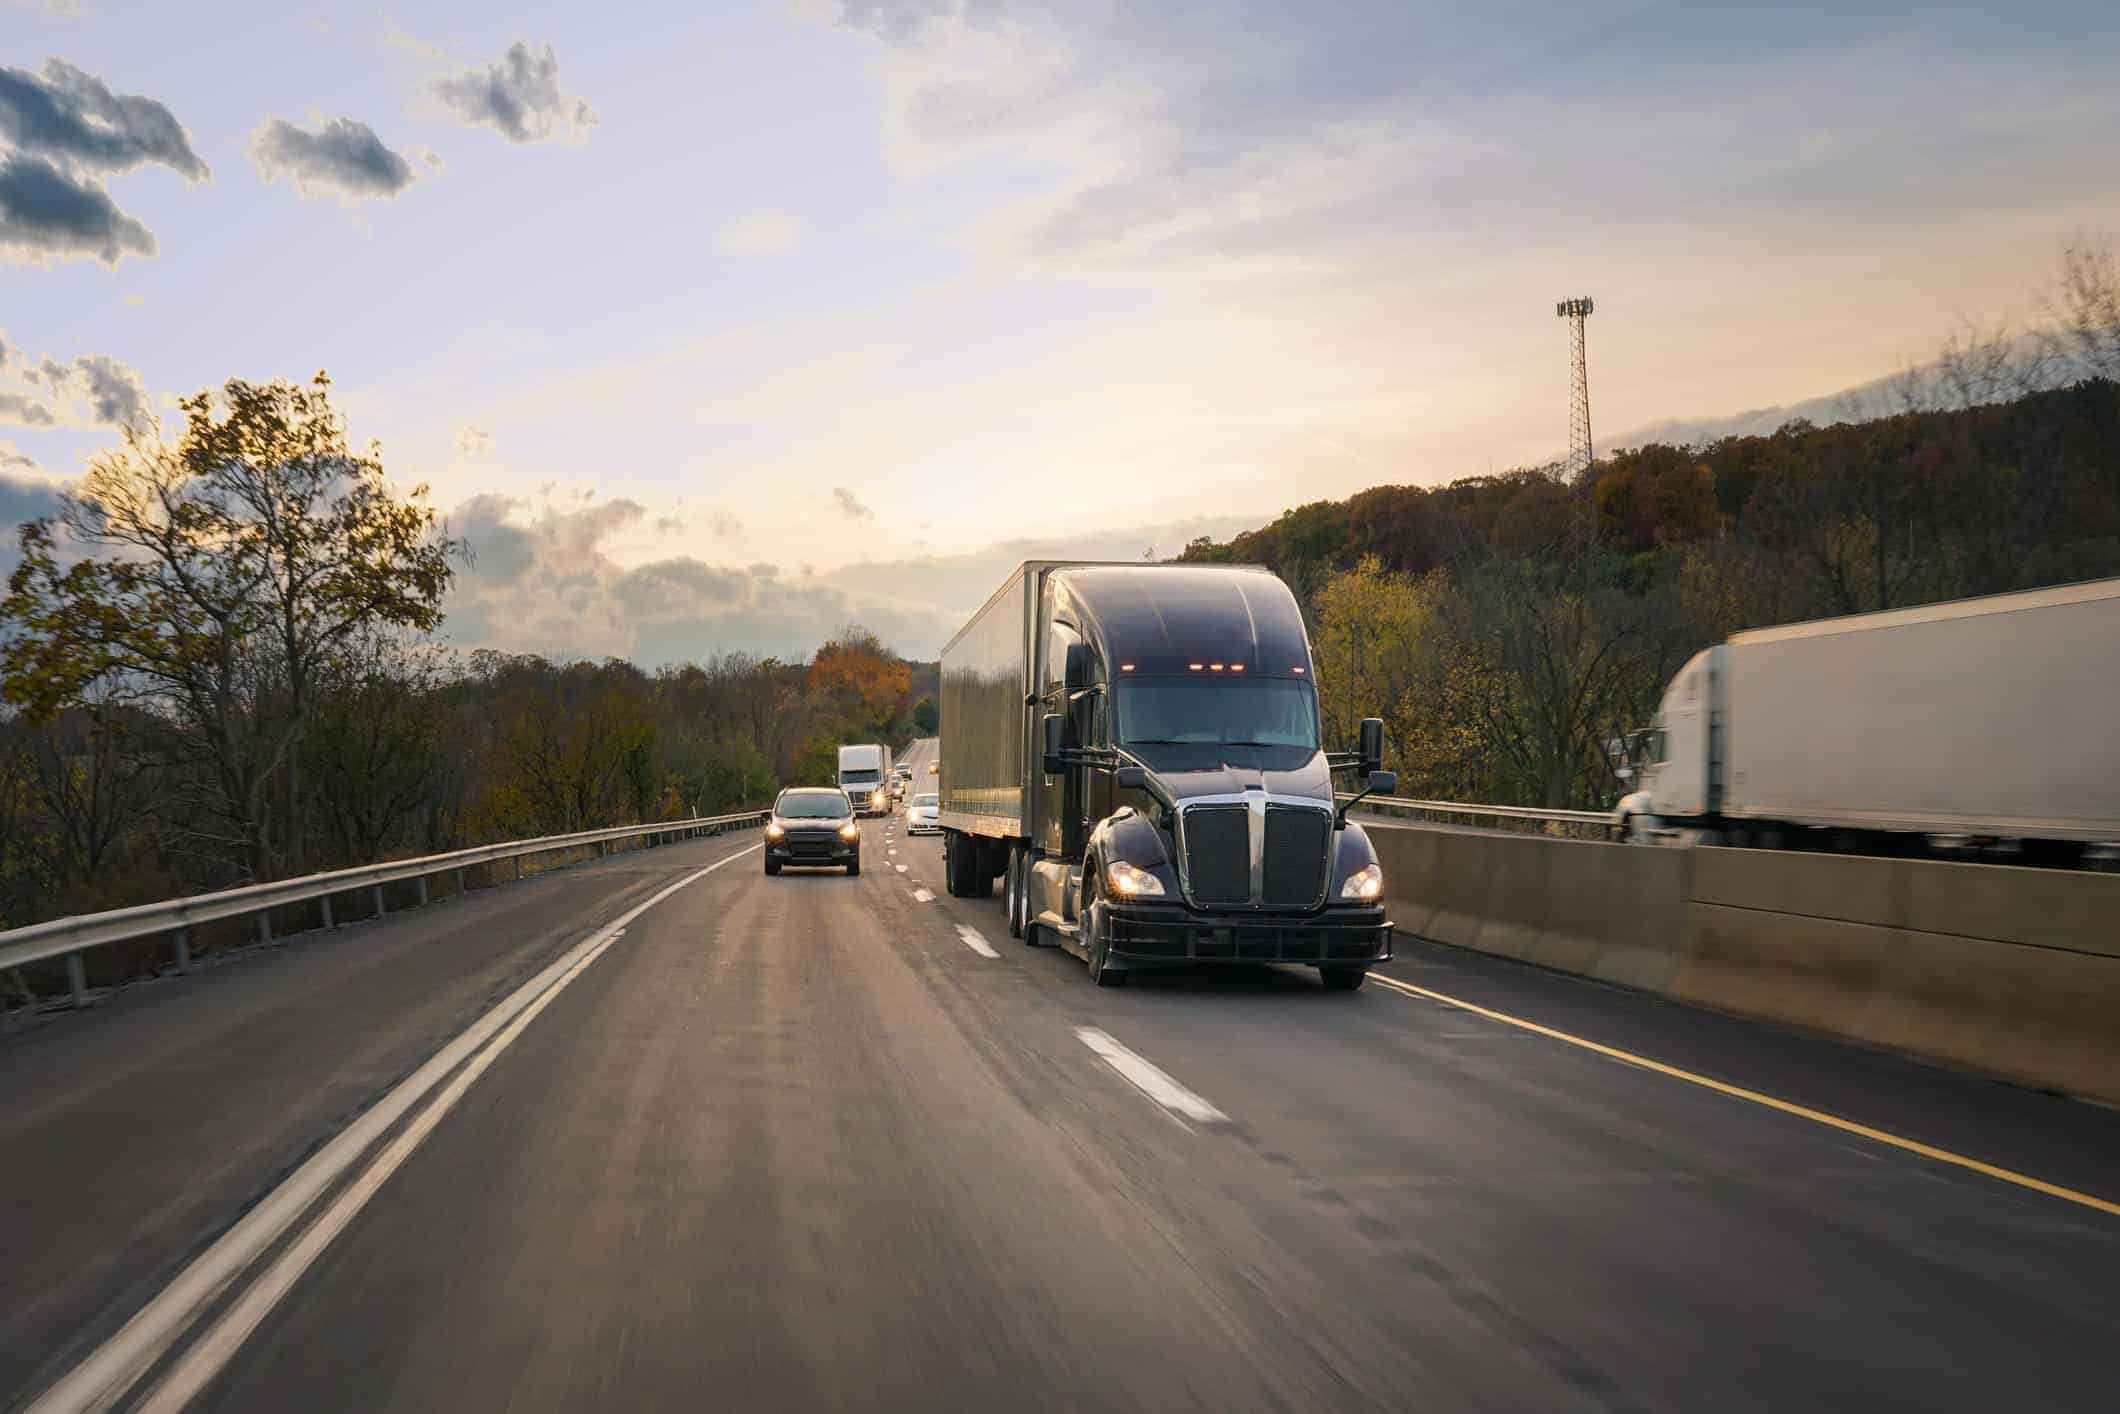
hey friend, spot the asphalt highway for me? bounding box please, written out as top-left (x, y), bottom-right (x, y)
top-left (3, 743), bottom-right (2115, 1412)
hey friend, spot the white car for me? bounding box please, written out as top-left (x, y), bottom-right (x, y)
top-left (903, 792), bottom-right (941, 835)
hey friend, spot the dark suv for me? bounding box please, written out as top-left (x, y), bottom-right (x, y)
top-left (764, 788), bottom-right (861, 875)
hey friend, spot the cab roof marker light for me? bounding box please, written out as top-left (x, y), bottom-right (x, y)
top-left (1209, 663), bottom-right (1224, 671)
top-left (1120, 662), bottom-right (1136, 671)
top-left (1229, 664), bottom-right (1244, 672)
top-left (1292, 665), bottom-right (1305, 674)
top-left (1188, 662), bottom-right (1204, 671)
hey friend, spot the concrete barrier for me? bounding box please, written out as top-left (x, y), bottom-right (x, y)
top-left (1368, 823), bottom-right (2120, 1106)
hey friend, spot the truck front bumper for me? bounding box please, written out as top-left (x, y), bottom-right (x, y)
top-left (1104, 903), bottom-right (1392, 968)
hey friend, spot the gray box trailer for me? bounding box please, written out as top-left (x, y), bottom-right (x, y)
top-left (1617, 576), bottom-right (2120, 857)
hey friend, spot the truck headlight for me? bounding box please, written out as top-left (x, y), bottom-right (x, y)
top-left (1105, 860), bottom-right (1165, 897)
top-left (839, 822), bottom-right (861, 841)
top-left (765, 822), bottom-right (785, 841)
top-left (1340, 862), bottom-right (1383, 900)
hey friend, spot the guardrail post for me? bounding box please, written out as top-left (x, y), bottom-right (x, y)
top-left (257, 913), bottom-right (272, 946)
top-left (514, 855), bottom-right (523, 880)
top-left (67, 952), bottom-right (87, 1008)
top-left (174, 928), bottom-right (190, 974)
top-left (456, 867), bottom-right (467, 895)
top-left (415, 877), bottom-right (429, 907)
top-left (372, 884), bottom-right (387, 917)
top-left (320, 895), bottom-right (334, 930)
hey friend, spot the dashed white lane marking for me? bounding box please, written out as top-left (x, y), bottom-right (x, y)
top-left (36, 843), bottom-right (762, 1414)
top-left (1073, 1027), bottom-right (1230, 1127)
top-left (956, 924), bottom-right (999, 958)
top-left (888, 848), bottom-right (898, 856)
top-left (912, 887), bottom-right (935, 903)
top-left (895, 864), bottom-right (908, 873)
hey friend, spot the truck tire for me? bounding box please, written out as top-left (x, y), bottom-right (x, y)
top-left (942, 831), bottom-right (966, 896)
top-left (1319, 967), bottom-right (1365, 991)
top-left (963, 837), bottom-right (993, 899)
top-left (1004, 847), bottom-right (1025, 939)
top-left (764, 858), bottom-right (780, 877)
top-left (846, 857), bottom-right (860, 877)
top-left (1082, 874), bottom-right (1128, 987)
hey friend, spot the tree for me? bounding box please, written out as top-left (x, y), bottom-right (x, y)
top-left (1, 373), bottom-right (464, 880)
top-left (912, 696), bottom-right (938, 734)
top-left (1309, 557), bottom-right (1437, 754)
top-left (809, 625), bottom-right (910, 732)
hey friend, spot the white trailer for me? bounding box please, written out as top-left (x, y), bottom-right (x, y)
top-left (1616, 577), bottom-right (2120, 862)
top-left (837, 743), bottom-right (894, 816)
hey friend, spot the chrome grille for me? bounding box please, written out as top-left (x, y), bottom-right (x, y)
top-left (1182, 806), bottom-right (1250, 905)
top-left (1262, 806), bottom-right (1330, 907)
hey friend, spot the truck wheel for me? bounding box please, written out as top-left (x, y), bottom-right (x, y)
top-left (764, 858), bottom-right (780, 877)
top-left (1319, 967), bottom-right (1365, 991)
top-left (964, 837), bottom-right (994, 899)
top-left (1082, 879), bottom-right (1128, 987)
top-left (847, 857), bottom-right (860, 877)
top-left (942, 831), bottom-right (965, 896)
top-left (1004, 847), bottom-right (1025, 938)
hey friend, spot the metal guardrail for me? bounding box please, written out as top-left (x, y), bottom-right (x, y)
top-left (0, 809), bottom-right (769, 1007)
top-left (1338, 793), bottom-right (1616, 837)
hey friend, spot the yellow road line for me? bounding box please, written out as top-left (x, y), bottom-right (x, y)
top-left (1367, 972), bottom-right (2120, 1219)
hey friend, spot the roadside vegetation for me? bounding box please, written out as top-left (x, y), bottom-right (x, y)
top-left (1182, 242), bottom-right (2120, 808)
top-left (0, 377), bottom-right (933, 940)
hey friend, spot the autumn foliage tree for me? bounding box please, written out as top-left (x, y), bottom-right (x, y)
top-left (1, 373), bottom-right (464, 880)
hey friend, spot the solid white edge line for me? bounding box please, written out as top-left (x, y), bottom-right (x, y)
top-left (31, 841), bottom-right (760, 1414)
top-left (955, 924), bottom-right (999, 958)
top-left (135, 926), bottom-right (627, 1414)
top-left (1073, 1027), bottom-right (1228, 1125)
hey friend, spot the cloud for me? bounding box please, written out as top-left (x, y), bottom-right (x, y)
top-left (70, 352), bottom-right (150, 428)
top-left (0, 58), bottom-right (208, 179)
top-left (654, 515), bottom-right (685, 534)
top-left (5, 349), bottom-right (152, 429)
top-left (5, 1), bottom-right (84, 15)
top-left (247, 116), bottom-right (418, 202)
top-left (830, 486), bottom-right (873, 521)
top-left (443, 495), bottom-right (962, 666)
top-left (717, 211), bottom-right (803, 255)
top-left (0, 60), bottom-right (205, 267)
top-left (0, 390), bottom-right (56, 426)
top-left (0, 152), bottom-right (155, 265)
top-left (431, 41), bottom-right (596, 146)
top-left (456, 425), bottom-right (493, 457)
top-left (708, 509), bottom-right (742, 538)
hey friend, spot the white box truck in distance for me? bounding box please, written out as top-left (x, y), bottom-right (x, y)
top-left (1615, 576), bottom-right (2120, 864)
top-left (837, 743), bottom-right (893, 817)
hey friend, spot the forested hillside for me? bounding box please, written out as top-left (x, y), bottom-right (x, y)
top-left (1181, 374), bottom-right (2120, 808)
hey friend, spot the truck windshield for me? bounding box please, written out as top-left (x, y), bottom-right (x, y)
top-left (840, 769), bottom-right (880, 784)
top-left (1116, 678), bottom-right (1320, 749)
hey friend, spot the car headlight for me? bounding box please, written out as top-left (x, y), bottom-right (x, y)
top-left (1105, 860), bottom-right (1165, 897)
top-left (839, 822), bottom-right (861, 841)
top-left (765, 822), bottom-right (785, 840)
top-left (1340, 862), bottom-right (1383, 900)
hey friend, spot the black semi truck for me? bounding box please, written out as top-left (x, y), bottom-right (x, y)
top-left (937, 561), bottom-right (1398, 988)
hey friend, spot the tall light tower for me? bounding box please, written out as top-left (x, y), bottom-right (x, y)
top-left (1555, 296), bottom-right (1595, 478)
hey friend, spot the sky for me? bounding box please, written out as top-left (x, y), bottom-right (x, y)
top-left (4, 0), bottom-right (2119, 662)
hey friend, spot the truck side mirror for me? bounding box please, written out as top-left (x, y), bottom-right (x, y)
top-left (1041, 712), bottom-right (1064, 776)
top-left (1113, 765), bottom-right (1145, 790)
top-left (1358, 717), bottom-right (1384, 775)
top-left (1367, 769), bottom-right (1396, 795)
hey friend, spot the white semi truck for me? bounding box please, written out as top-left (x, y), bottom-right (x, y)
top-left (837, 743), bottom-right (894, 817)
top-left (1614, 577), bottom-right (2120, 864)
